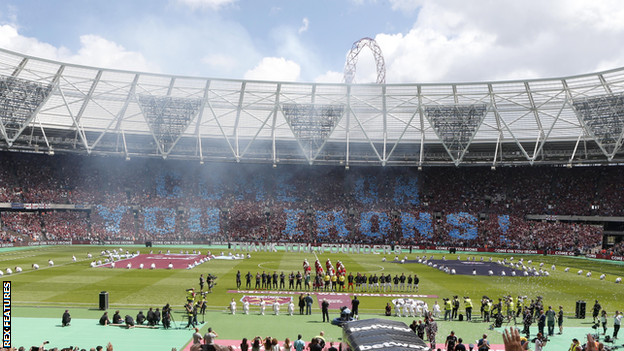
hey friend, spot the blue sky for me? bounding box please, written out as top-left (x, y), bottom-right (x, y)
top-left (2, 0), bottom-right (624, 83)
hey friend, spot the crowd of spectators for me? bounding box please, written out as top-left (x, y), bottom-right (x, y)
top-left (1, 212), bottom-right (43, 241)
top-left (41, 211), bottom-right (89, 241)
top-left (0, 153), bottom-right (618, 251)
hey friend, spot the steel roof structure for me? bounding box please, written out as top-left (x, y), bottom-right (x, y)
top-left (2, 47), bottom-right (624, 167)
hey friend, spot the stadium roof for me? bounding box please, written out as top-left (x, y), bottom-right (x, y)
top-left (2, 47), bottom-right (624, 167)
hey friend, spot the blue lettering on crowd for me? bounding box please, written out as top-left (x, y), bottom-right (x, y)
top-left (394, 175), bottom-right (420, 206)
top-left (401, 212), bottom-right (432, 238)
top-left (446, 212), bottom-right (478, 240)
top-left (188, 207), bottom-right (220, 235)
top-left (198, 171), bottom-right (223, 201)
top-left (316, 210), bottom-right (349, 237)
top-left (143, 207), bottom-right (176, 235)
top-left (354, 175), bottom-right (378, 206)
top-left (276, 172), bottom-right (298, 202)
top-left (234, 175), bottom-right (266, 201)
top-left (282, 209), bottom-right (304, 237)
top-left (155, 169), bottom-right (182, 198)
top-left (360, 211), bottom-right (390, 237)
top-left (95, 205), bottom-right (129, 234)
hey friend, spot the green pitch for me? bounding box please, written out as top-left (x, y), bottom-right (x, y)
top-left (3, 245), bottom-right (624, 350)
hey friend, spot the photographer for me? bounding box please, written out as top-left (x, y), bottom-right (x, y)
top-left (452, 296), bottom-right (460, 320)
top-left (62, 310), bottom-right (71, 327)
top-left (186, 288), bottom-right (196, 303)
top-left (124, 314), bottom-right (135, 329)
top-left (136, 310), bottom-right (146, 325)
top-left (200, 294), bottom-right (207, 315)
top-left (614, 310), bottom-right (622, 340)
top-left (534, 332), bottom-right (547, 351)
top-left (147, 308), bottom-right (155, 326)
top-left (162, 304), bottom-right (171, 329)
top-left (185, 301), bottom-right (196, 328)
top-left (592, 300), bottom-right (602, 323)
top-left (99, 311), bottom-right (110, 326)
top-left (600, 310), bottom-right (608, 336)
top-left (207, 273), bottom-right (216, 292)
top-left (444, 298), bottom-right (452, 321)
top-left (464, 296), bottom-right (473, 321)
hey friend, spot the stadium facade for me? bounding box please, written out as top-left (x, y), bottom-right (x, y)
top-left (2, 47), bottom-right (624, 167)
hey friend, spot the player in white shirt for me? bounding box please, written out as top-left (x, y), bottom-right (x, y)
top-left (402, 300), bottom-right (409, 317)
top-left (433, 301), bottom-right (442, 318)
top-left (416, 303), bottom-right (423, 317)
top-left (273, 301), bottom-right (280, 315)
top-left (243, 300), bottom-right (250, 315)
top-left (259, 298), bottom-right (266, 315)
top-left (229, 298), bottom-right (237, 315)
top-left (288, 301), bottom-right (295, 316)
top-left (408, 301), bottom-right (416, 317)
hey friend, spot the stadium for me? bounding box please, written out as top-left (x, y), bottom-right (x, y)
top-left (0, 38), bottom-right (623, 351)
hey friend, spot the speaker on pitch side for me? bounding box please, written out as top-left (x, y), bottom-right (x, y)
top-left (99, 291), bottom-right (109, 310)
top-left (575, 300), bottom-right (586, 319)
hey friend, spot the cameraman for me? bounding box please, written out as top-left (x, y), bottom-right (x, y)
top-left (162, 303), bottom-right (171, 329)
top-left (185, 301), bottom-right (196, 328)
top-left (534, 332), bottom-right (547, 351)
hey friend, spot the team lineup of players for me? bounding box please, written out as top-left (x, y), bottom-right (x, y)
top-left (235, 258), bottom-right (420, 293)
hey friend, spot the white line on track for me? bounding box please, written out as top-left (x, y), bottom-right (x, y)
top-left (0, 254), bottom-right (37, 262)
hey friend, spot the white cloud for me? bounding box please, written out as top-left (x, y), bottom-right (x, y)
top-left (69, 35), bottom-right (159, 72)
top-left (244, 57), bottom-right (300, 81)
top-left (201, 53), bottom-right (238, 71)
top-left (177, 0), bottom-right (238, 10)
top-left (299, 18), bottom-right (309, 34)
top-left (370, 0), bottom-right (624, 83)
top-left (0, 24), bottom-right (159, 72)
top-left (389, 0), bottom-right (423, 13)
top-left (314, 70), bottom-right (343, 83)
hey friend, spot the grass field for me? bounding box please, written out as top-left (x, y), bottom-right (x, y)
top-left (3, 245), bottom-right (624, 350)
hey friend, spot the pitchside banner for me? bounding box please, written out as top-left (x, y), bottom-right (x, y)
top-left (230, 242), bottom-right (545, 255)
top-left (586, 253), bottom-right (624, 261)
